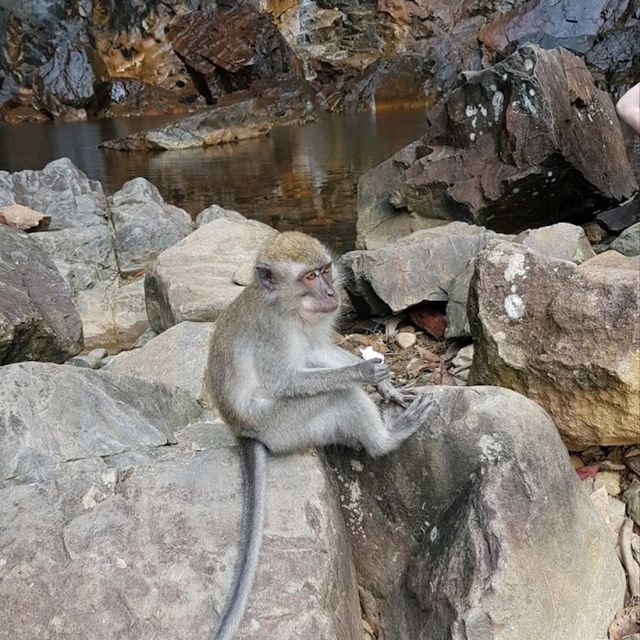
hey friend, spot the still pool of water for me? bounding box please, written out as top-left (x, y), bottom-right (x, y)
top-left (0, 109), bottom-right (429, 252)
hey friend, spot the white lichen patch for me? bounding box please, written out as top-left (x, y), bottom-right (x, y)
top-left (492, 91), bottom-right (504, 122)
top-left (469, 132), bottom-right (476, 141)
top-left (521, 92), bottom-right (537, 115)
top-left (524, 58), bottom-right (534, 72)
top-left (490, 84), bottom-right (497, 92)
top-left (502, 73), bottom-right (508, 80)
top-left (504, 293), bottom-right (525, 320)
top-left (350, 459), bottom-right (364, 472)
top-left (529, 88), bottom-right (536, 96)
top-left (547, 170), bottom-right (553, 177)
top-left (480, 105), bottom-right (488, 117)
top-left (466, 105), bottom-right (478, 118)
top-left (479, 433), bottom-right (504, 463)
top-left (342, 479), bottom-right (365, 534)
top-left (504, 252), bottom-right (526, 281)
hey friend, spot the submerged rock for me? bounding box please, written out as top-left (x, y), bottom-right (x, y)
top-left (0, 227), bottom-right (83, 364)
top-left (469, 241), bottom-right (640, 448)
top-left (327, 385), bottom-right (624, 640)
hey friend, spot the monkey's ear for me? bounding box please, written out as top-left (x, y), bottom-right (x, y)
top-left (256, 263), bottom-right (275, 290)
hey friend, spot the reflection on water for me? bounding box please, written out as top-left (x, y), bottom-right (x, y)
top-left (0, 110), bottom-right (429, 251)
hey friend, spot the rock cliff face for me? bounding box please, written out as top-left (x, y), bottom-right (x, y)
top-left (1, 0), bottom-right (637, 123)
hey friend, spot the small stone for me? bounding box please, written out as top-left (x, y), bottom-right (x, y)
top-left (395, 332), bottom-right (417, 349)
top-left (0, 203), bottom-right (50, 232)
top-left (84, 348), bottom-right (107, 369)
top-left (232, 262), bottom-right (255, 286)
top-left (66, 356), bottom-right (92, 369)
top-left (451, 344), bottom-right (474, 369)
top-left (569, 455), bottom-right (583, 470)
top-left (595, 470), bottom-right (622, 496)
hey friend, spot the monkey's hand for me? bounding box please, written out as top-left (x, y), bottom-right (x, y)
top-left (376, 378), bottom-right (418, 408)
top-left (356, 358), bottom-right (389, 385)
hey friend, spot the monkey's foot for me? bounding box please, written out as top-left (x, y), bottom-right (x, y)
top-left (376, 379), bottom-right (418, 408)
top-left (390, 394), bottom-right (433, 435)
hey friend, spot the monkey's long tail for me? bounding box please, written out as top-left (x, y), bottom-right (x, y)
top-left (209, 439), bottom-right (268, 640)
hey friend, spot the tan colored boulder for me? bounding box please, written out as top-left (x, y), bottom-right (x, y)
top-left (469, 241), bottom-right (640, 448)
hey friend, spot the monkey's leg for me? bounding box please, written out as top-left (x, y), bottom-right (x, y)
top-left (256, 388), bottom-right (423, 457)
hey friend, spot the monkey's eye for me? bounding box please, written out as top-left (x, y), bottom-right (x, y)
top-left (304, 272), bottom-right (317, 282)
top-left (321, 265), bottom-right (332, 277)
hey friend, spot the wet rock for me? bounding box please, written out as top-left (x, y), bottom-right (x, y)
top-left (360, 45), bottom-right (637, 242)
top-left (0, 226), bottom-right (83, 364)
top-left (9, 158), bottom-right (109, 230)
top-left (611, 222), bottom-right (640, 257)
top-left (145, 217), bottom-right (277, 332)
top-left (168, 5), bottom-right (300, 103)
top-left (327, 385), bottom-right (624, 640)
top-left (596, 199), bottom-right (640, 234)
top-left (341, 222), bottom-right (506, 316)
top-left (195, 204), bottom-right (246, 227)
top-left (101, 100), bottom-right (274, 151)
top-left (0, 361), bottom-right (201, 482)
top-left (0, 204), bottom-right (50, 231)
top-left (32, 39), bottom-right (107, 119)
top-left (580, 250), bottom-right (640, 272)
top-left (469, 241), bottom-right (640, 448)
top-left (108, 178), bottom-right (193, 276)
top-left (514, 222), bottom-right (595, 264)
top-left (105, 321), bottom-right (217, 408)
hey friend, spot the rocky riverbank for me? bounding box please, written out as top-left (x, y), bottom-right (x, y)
top-left (1, 145), bottom-right (638, 637)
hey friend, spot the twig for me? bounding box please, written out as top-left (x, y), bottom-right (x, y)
top-left (620, 518), bottom-right (640, 599)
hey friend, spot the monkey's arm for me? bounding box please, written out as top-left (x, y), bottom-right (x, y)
top-left (267, 358), bottom-right (388, 398)
top-left (321, 345), bottom-right (416, 408)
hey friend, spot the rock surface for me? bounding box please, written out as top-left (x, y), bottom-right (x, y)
top-left (108, 178), bottom-right (193, 275)
top-left (0, 227), bottom-right (83, 364)
top-left (341, 222), bottom-right (507, 315)
top-left (145, 216), bottom-right (277, 332)
top-left (106, 321), bottom-right (217, 408)
top-left (101, 100), bottom-right (275, 151)
top-left (327, 385), bottom-right (625, 640)
top-left (0, 362), bottom-right (361, 639)
top-left (514, 222), bottom-right (595, 264)
top-left (611, 222), bottom-right (640, 257)
top-left (469, 241), bottom-right (640, 448)
top-left (357, 45), bottom-right (637, 246)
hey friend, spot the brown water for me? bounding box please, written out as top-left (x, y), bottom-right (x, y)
top-left (0, 109), bottom-right (429, 252)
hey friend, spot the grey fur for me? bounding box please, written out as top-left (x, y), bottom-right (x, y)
top-left (207, 232), bottom-right (432, 638)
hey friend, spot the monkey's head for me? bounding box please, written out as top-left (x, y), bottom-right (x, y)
top-left (255, 232), bottom-right (339, 324)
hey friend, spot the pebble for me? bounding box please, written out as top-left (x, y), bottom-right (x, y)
top-left (595, 470), bottom-right (622, 496)
top-left (65, 356), bottom-right (92, 369)
top-left (452, 344), bottom-right (474, 369)
top-left (395, 332), bottom-right (417, 349)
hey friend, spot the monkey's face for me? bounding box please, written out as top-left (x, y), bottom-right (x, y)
top-left (297, 263), bottom-right (339, 322)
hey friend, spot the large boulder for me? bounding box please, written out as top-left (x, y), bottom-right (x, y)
top-left (0, 363), bottom-right (361, 639)
top-left (108, 178), bottom-right (193, 275)
top-left (105, 321), bottom-right (217, 408)
top-left (327, 385), bottom-right (625, 640)
top-left (357, 45), bottom-right (637, 246)
top-left (9, 158), bottom-right (109, 230)
top-left (0, 227), bottom-right (83, 364)
top-left (340, 222), bottom-right (508, 316)
top-left (145, 216), bottom-right (277, 332)
top-left (0, 362), bottom-right (200, 482)
top-left (469, 241), bottom-right (640, 448)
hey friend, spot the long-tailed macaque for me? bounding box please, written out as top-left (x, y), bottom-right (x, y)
top-left (208, 232), bottom-right (432, 639)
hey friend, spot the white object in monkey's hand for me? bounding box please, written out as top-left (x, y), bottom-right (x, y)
top-left (359, 346), bottom-right (418, 408)
top-left (359, 346), bottom-right (385, 362)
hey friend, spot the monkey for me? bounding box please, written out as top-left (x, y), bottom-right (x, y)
top-left (208, 231), bottom-right (433, 640)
